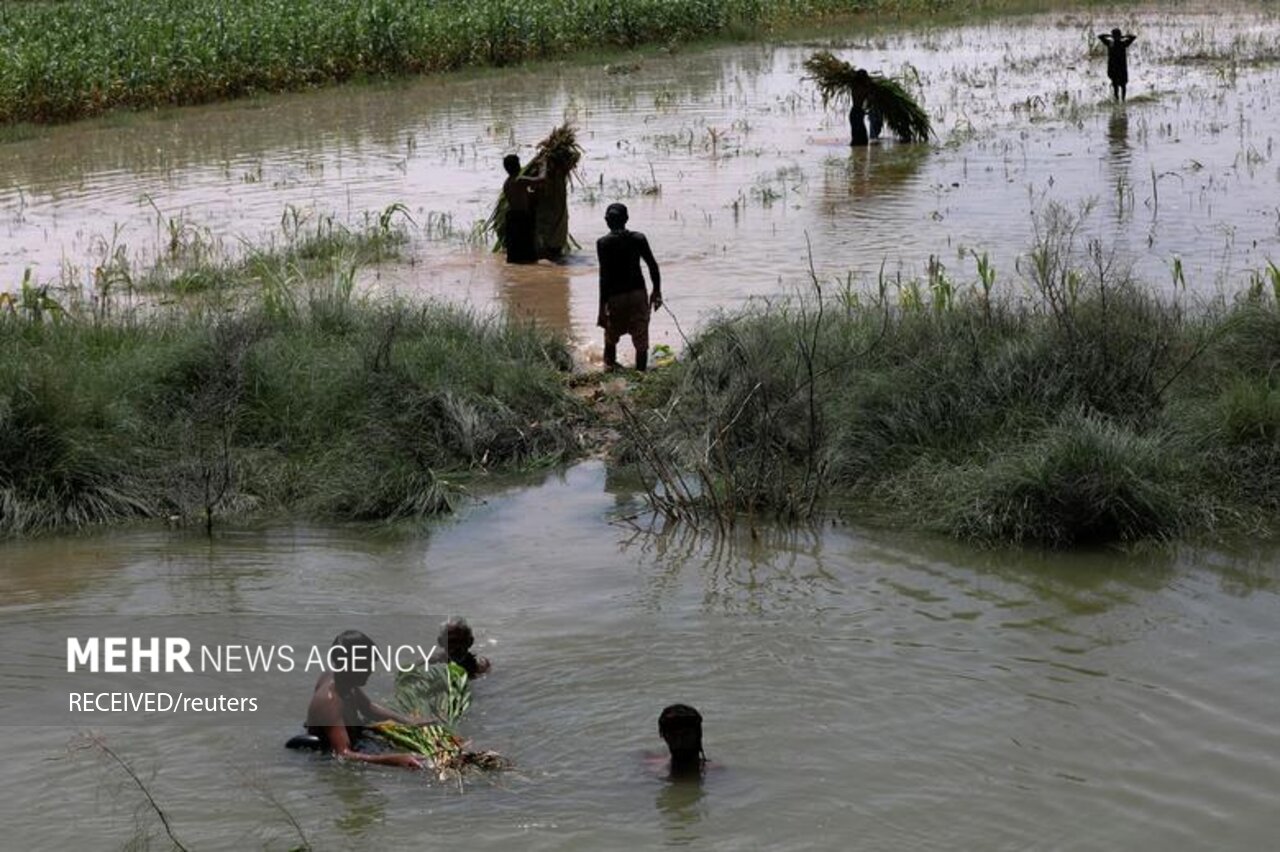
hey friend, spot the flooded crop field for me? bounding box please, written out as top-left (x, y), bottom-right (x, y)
top-left (3, 4), bottom-right (1279, 357)
top-left (5, 3), bottom-right (1280, 850)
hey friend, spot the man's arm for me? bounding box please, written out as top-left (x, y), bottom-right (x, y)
top-left (1098, 33), bottom-right (1112, 45)
top-left (638, 235), bottom-right (662, 309)
top-left (1121, 35), bottom-right (1136, 46)
top-left (308, 688), bottom-right (424, 769)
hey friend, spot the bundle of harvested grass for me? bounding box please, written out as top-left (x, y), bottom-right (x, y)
top-left (534, 122), bottom-right (583, 177)
top-left (394, 660), bottom-right (471, 725)
top-left (802, 51), bottom-right (931, 143)
top-left (370, 721), bottom-right (512, 775)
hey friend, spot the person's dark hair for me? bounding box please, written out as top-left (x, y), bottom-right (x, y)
top-left (330, 629), bottom-right (375, 690)
top-left (1111, 27), bottom-right (1122, 38)
top-left (605, 203), bottom-right (629, 228)
top-left (438, 618), bottom-right (475, 656)
top-left (503, 154), bottom-right (521, 176)
top-left (659, 704), bottom-right (705, 769)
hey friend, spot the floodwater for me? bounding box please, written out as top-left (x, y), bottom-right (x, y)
top-left (2, 461), bottom-right (1279, 849)
top-left (3, 5), bottom-right (1280, 360)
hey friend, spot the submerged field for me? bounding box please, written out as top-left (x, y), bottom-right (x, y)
top-left (0, 0), bottom-right (971, 124)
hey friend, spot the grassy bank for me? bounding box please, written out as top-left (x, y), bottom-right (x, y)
top-left (0, 215), bottom-right (581, 538)
top-left (0, 0), bottom-right (969, 124)
top-left (624, 205), bottom-right (1280, 546)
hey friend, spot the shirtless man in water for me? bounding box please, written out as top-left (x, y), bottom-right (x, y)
top-left (304, 629), bottom-right (425, 769)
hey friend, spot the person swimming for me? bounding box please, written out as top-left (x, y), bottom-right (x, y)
top-left (658, 704), bottom-right (706, 778)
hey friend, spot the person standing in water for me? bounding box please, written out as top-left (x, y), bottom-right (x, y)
top-left (502, 154), bottom-right (540, 264)
top-left (596, 203), bottom-right (662, 372)
top-left (1098, 28), bottom-right (1137, 102)
top-left (847, 69), bottom-right (871, 147)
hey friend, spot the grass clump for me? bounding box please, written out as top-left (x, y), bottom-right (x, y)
top-left (931, 414), bottom-right (1189, 546)
top-left (0, 223), bottom-right (581, 539)
top-left (625, 204), bottom-right (1280, 547)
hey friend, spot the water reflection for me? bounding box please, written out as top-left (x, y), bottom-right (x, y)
top-left (498, 259), bottom-right (574, 331)
top-left (1107, 108), bottom-right (1131, 160)
top-left (1105, 106), bottom-right (1132, 224)
top-left (821, 142), bottom-right (931, 209)
top-left (317, 761), bottom-right (388, 836)
top-left (655, 776), bottom-right (707, 847)
top-left (616, 514), bottom-right (842, 615)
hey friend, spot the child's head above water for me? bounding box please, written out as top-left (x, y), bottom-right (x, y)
top-left (438, 617), bottom-right (475, 654)
top-left (659, 704), bottom-right (704, 763)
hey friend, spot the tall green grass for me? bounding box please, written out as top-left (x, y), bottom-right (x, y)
top-left (626, 206), bottom-right (1280, 546)
top-left (0, 0), bottom-right (957, 124)
top-left (0, 219), bottom-right (580, 538)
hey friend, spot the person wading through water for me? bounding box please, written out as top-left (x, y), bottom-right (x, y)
top-left (596, 203), bottom-right (662, 372)
top-left (501, 154), bottom-right (541, 264)
top-left (294, 629), bottom-right (426, 768)
top-left (1098, 27), bottom-right (1137, 102)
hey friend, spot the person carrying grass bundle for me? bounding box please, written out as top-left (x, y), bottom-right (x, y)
top-left (802, 52), bottom-right (931, 148)
top-left (1098, 28), bottom-right (1138, 102)
top-left (596, 203), bottom-right (662, 372)
top-left (293, 629), bottom-right (427, 769)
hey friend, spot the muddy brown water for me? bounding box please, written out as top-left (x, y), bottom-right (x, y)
top-left (4, 6), bottom-right (1280, 364)
top-left (4, 5), bottom-right (1280, 849)
top-left (2, 461), bottom-right (1279, 849)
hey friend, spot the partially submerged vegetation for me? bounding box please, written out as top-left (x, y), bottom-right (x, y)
top-left (0, 0), bottom-right (967, 125)
top-left (621, 204), bottom-right (1280, 547)
top-left (0, 210), bottom-right (581, 538)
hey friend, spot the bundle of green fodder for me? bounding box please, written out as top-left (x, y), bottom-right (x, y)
top-left (487, 122), bottom-right (583, 254)
top-left (394, 659), bottom-right (471, 724)
top-left (802, 51), bottom-right (931, 143)
top-left (371, 721), bottom-right (510, 773)
top-left (377, 661), bottom-right (510, 775)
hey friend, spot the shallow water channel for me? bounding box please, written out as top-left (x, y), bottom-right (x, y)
top-left (3, 5), bottom-right (1280, 359)
top-left (3, 461), bottom-right (1279, 849)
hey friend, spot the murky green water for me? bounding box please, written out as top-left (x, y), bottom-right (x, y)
top-left (3, 5), bottom-right (1280, 363)
top-left (3, 462), bottom-right (1279, 849)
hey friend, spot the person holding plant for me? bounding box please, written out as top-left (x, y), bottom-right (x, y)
top-left (300, 629), bottom-right (426, 769)
top-left (596, 203), bottom-right (662, 372)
